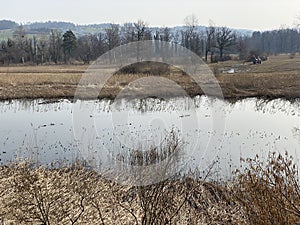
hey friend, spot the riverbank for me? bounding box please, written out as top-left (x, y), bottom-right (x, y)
top-left (0, 55), bottom-right (299, 100)
top-left (0, 151), bottom-right (299, 224)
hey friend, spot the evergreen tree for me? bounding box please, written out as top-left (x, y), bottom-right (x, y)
top-left (62, 30), bottom-right (77, 63)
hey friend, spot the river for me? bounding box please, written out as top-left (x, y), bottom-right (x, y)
top-left (0, 96), bottom-right (299, 180)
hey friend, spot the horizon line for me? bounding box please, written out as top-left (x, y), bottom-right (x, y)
top-left (1, 18), bottom-right (297, 32)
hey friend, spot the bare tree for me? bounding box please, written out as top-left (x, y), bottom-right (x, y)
top-left (132, 20), bottom-right (151, 61)
top-left (94, 33), bottom-right (106, 58)
top-left (205, 21), bottom-right (216, 62)
top-left (77, 35), bottom-right (93, 64)
top-left (49, 30), bottom-right (62, 64)
top-left (182, 15), bottom-right (202, 56)
top-left (37, 39), bottom-right (47, 64)
top-left (133, 20), bottom-right (151, 41)
top-left (216, 27), bottom-right (236, 60)
top-left (105, 24), bottom-right (120, 63)
top-left (121, 22), bottom-right (135, 44)
top-left (24, 36), bottom-right (38, 65)
top-left (237, 36), bottom-right (248, 60)
top-left (160, 27), bottom-right (171, 42)
top-left (105, 24), bottom-right (120, 50)
top-left (184, 14), bottom-right (198, 34)
top-left (172, 30), bottom-right (181, 55)
top-left (13, 25), bottom-right (27, 64)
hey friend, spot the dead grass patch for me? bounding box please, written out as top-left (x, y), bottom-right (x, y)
top-left (0, 55), bottom-right (299, 100)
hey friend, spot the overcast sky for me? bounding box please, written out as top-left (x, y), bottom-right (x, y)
top-left (1, 0), bottom-right (300, 30)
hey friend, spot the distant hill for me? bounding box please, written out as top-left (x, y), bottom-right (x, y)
top-left (22, 21), bottom-right (113, 36)
top-left (25, 21), bottom-right (76, 30)
top-left (0, 20), bottom-right (18, 30)
top-left (166, 25), bottom-right (253, 37)
top-left (0, 19), bottom-right (253, 38)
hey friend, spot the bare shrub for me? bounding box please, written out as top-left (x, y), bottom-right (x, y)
top-left (0, 161), bottom-right (248, 224)
top-left (232, 152), bottom-right (300, 225)
top-left (0, 161), bottom-right (119, 224)
top-left (111, 131), bottom-right (246, 224)
top-left (0, 132), bottom-right (250, 224)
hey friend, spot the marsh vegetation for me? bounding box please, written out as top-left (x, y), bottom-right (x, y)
top-left (0, 54), bottom-right (299, 100)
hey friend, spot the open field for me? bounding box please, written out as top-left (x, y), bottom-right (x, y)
top-left (0, 54), bottom-right (299, 100)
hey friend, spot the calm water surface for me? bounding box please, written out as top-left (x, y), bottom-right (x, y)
top-left (0, 96), bottom-right (299, 179)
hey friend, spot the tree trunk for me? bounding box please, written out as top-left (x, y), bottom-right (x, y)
top-left (220, 47), bottom-right (224, 61)
top-left (205, 50), bottom-right (209, 62)
top-left (210, 50), bottom-right (214, 63)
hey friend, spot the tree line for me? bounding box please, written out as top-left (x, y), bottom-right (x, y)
top-left (1, 17), bottom-right (300, 65)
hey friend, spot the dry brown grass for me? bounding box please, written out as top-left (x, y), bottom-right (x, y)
top-left (0, 133), bottom-right (246, 225)
top-left (232, 151), bottom-right (300, 225)
top-left (212, 54), bottom-right (300, 98)
top-left (0, 65), bottom-right (85, 99)
top-left (208, 54), bottom-right (300, 74)
top-left (0, 54), bottom-right (299, 100)
top-left (1, 151), bottom-right (299, 224)
top-left (0, 162), bottom-right (246, 225)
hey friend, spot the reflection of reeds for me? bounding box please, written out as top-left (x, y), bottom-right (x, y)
top-left (115, 130), bottom-right (181, 167)
top-left (110, 130), bottom-right (183, 186)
